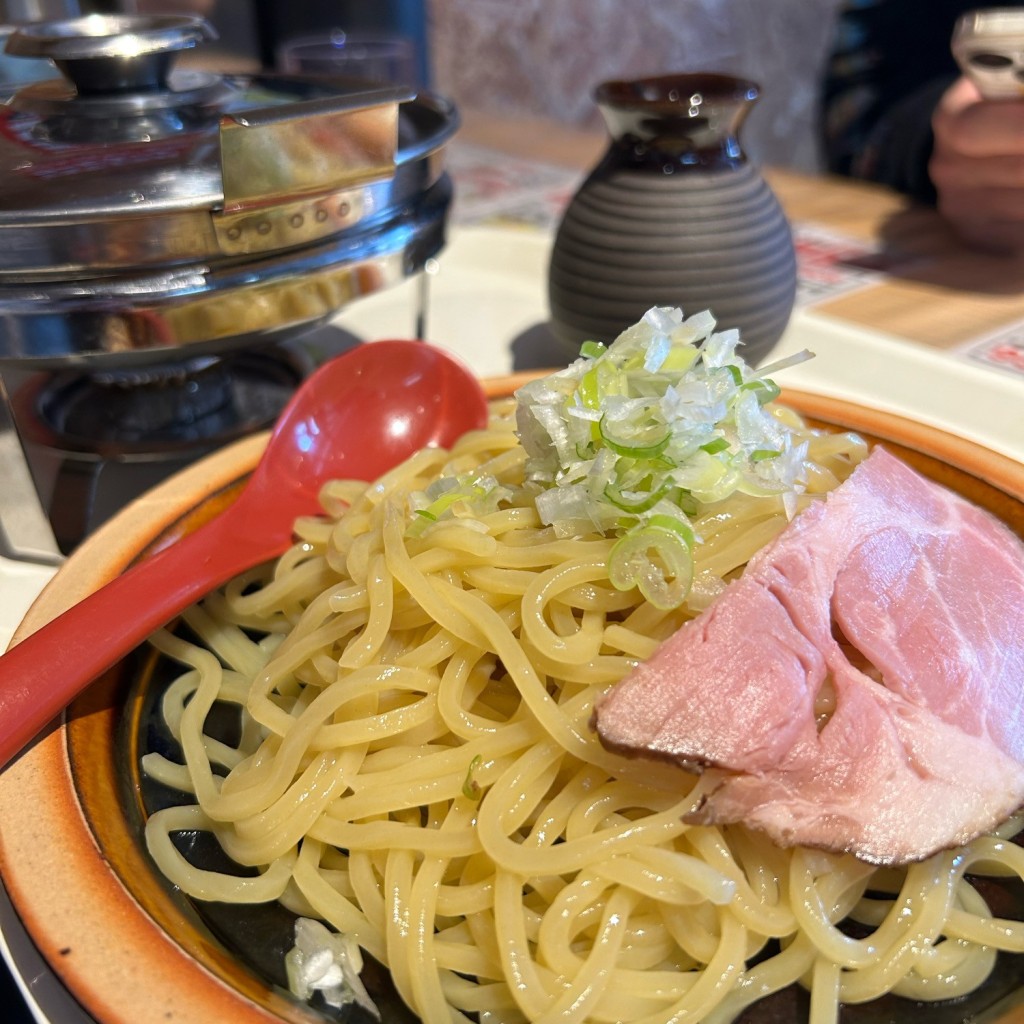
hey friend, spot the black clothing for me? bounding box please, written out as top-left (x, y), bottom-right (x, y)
top-left (821, 0), bottom-right (1019, 203)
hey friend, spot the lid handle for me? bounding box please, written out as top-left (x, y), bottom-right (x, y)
top-left (4, 13), bottom-right (214, 95)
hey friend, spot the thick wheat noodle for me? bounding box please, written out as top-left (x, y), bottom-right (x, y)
top-left (143, 400), bottom-right (1024, 1024)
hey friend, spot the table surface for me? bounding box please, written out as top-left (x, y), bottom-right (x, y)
top-left (3, 98), bottom-right (1023, 1024)
top-left (175, 47), bottom-right (1024, 354)
top-left (172, 53), bottom-right (1024, 358)
top-left (14, 107), bottom-right (1022, 636)
top-left (455, 107), bottom-right (1024, 353)
top-left (337, 106), bottom-right (1023, 470)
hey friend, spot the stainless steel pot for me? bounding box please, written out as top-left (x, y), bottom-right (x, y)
top-left (0, 12), bottom-right (458, 366)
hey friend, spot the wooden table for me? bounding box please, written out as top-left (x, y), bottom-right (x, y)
top-left (457, 108), bottom-right (1024, 354)
top-left (768, 171), bottom-right (1024, 351)
top-left (178, 43), bottom-right (1024, 354)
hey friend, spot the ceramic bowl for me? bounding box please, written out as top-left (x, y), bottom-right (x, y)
top-left (0, 381), bottom-right (1022, 1023)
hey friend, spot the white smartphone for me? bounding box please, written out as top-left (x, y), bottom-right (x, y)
top-left (952, 8), bottom-right (1024, 98)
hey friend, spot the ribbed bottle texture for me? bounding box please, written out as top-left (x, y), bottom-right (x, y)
top-left (548, 74), bottom-right (797, 365)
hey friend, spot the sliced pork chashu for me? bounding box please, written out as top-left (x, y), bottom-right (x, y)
top-left (593, 447), bottom-right (1024, 865)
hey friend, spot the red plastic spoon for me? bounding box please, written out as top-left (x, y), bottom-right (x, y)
top-left (0, 340), bottom-right (489, 770)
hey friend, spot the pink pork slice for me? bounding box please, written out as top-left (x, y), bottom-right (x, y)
top-left (593, 447), bottom-right (1024, 865)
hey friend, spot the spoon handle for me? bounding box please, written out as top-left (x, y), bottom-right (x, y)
top-left (0, 510), bottom-right (283, 771)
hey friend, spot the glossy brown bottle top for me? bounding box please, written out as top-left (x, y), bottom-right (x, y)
top-left (595, 72), bottom-right (758, 172)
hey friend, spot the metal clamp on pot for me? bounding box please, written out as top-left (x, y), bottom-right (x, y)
top-left (0, 12), bottom-right (458, 362)
top-left (0, 13), bottom-right (458, 562)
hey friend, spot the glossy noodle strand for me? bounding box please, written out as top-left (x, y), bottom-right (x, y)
top-left (143, 399), bottom-right (1024, 1023)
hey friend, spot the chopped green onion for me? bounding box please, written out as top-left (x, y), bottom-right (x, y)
top-left (598, 415), bottom-right (671, 459)
top-left (462, 755), bottom-right (483, 799)
top-left (507, 306), bottom-right (819, 607)
top-left (407, 474), bottom-right (510, 538)
top-left (646, 513), bottom-right (696, 549)
top-left (608, 520), bottom-right (695, 610)
top-left (578, 366), bottom-right (601, 410)
top-left (741, 379), bottom-right (782, 404)
top-left (286, 918), bottom-right (378, 1017)
top-left (604, 480), bottom-right (670, 513)
top-left (700, 437), bottom-right (730, 455)
top-left (758, 348), bottom-right (814, 376)
top-left (676, 489), bottom-right (699, 517)
top-left (661, 345), bottom-right (699, 373)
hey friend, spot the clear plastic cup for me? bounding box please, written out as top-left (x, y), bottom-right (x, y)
top-left (279, 30), bottom-right (417, 88)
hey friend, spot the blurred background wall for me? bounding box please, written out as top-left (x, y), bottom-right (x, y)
top-left (122, 0), bottom-right (845, 172)
top-left (428, 0), bottom-right (845, 172)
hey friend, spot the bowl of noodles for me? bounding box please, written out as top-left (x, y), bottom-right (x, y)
top-left (1, 332), bottom-right (1024, 1024)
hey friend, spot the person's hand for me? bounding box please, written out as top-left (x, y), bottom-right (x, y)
top-left (930, 75), bottom-right (1024, 255)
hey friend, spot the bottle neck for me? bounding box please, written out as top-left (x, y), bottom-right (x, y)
top-left (596, 73), bottom-right (757, 172)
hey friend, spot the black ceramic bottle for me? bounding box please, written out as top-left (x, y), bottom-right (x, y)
top-left (548, 73), bottom-right (797, 364)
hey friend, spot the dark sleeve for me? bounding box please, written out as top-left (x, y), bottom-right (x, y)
top-left (820, 0), bottom-right (1007, 204)
top-left (850, 76), bottom-right (954, 204)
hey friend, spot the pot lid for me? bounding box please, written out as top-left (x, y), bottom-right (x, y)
top-left (0, 12), bottom-right (419, 278)
top-left (0, 13), bottom-right (459, 366)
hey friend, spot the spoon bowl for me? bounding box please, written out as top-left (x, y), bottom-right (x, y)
top-left (0, 340), bottom-right (489, 771)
